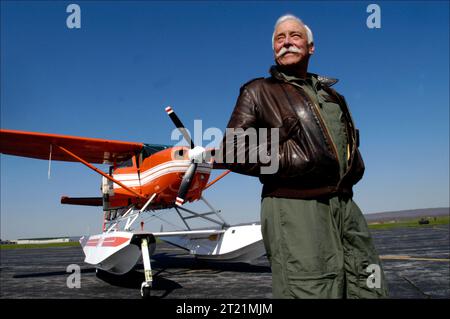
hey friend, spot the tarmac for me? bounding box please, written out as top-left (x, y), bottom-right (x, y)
top-left (0, 225), bottom-right (449, 299)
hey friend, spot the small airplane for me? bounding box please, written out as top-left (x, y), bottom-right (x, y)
top-left (0, 107), bottom-right (265, 298)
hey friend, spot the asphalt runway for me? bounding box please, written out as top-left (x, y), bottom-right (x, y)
top-left (1, 225), bottom-right (448, 299)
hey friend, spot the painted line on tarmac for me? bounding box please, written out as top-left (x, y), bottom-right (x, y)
top-left (380, 255), bottom-right (450, 262)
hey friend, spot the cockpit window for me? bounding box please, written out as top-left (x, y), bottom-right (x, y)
top-left (116, 157), bottom-right (134, 168)
top-left (141, 144), bottom-right (170, 160)
top-left (115, 144), bottom-right (170, 168)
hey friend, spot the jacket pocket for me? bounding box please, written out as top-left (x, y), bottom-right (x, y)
top-left (278, 139), bottom-right (314, 178)
top-left (278, 116), bottom-right (301, 144)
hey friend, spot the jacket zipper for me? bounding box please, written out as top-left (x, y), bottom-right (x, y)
top-left (295, 86), bottom-right (341, 169)
top-left (311, 99), bottom-right (340, 165)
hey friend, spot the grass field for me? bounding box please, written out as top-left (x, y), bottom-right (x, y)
top-left (0, 242), bottom-right (81, 250)
top-left (368, 215), bottom-right (449, 230)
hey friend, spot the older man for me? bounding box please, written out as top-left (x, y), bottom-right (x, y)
top-left (216, 14), bottom-right (389, 298)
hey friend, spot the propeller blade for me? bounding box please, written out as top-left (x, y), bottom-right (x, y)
top-left (165, 106), bottom-right (195, 149)
top-left (165, 106), bottom-right (206, 206)
top-left (175, 161), bottom-right (197, 206)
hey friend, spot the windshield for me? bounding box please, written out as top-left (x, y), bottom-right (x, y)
top-left (141, 143), bottom-right (171, 160)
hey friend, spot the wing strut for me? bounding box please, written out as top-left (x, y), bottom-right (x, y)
top-left (204, 170), bottom-right (231, 190)
top-left (55, 145), bottom-right (146, 199)
top-left (48, 144), bottom-right (52, 180)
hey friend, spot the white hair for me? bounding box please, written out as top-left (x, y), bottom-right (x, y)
top-left (272, 14), bottom-right (314, 49)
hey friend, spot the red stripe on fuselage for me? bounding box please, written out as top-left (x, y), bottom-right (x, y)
top-left (86, 239), bottom-right (99, 246)
top-left (101, 237), bottom-right (130, 247)
top-left (85, 237), bottom-right (129, 247)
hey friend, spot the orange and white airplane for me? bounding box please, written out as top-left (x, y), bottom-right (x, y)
top-left (0, 107), bottom-right (264, 298)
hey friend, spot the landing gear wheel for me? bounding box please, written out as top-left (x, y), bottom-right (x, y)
top-left (141, 282), bottom-right (151, 299)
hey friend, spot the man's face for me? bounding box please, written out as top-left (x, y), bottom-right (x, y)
top-left (273, 19), bottom-right (314, 67)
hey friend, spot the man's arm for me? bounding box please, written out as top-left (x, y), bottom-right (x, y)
top-left (214, 85), bottom-right (277, 177)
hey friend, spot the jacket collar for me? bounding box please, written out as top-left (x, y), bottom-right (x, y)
top-left (269, 65), bottom-right (339, 87)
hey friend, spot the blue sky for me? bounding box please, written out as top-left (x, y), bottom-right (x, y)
top-left (1, 1), bottom-right (448, 240)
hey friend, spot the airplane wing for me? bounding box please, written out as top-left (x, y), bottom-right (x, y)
top-left (0, 129), bottom-right (144, 164)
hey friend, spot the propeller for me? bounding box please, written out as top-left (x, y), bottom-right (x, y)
top-left (165, 106), bottom-right (204, 206)
top-left (165, 106), bottom-right (194, 149)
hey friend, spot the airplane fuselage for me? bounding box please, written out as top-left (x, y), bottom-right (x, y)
top-left (104, 146), bottom-right (212, 210)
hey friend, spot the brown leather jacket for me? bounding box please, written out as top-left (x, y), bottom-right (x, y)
top-left (215, 66), bottom-right (365, 199)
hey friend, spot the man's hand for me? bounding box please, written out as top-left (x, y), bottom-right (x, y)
top-left (188, 146), bottom-right (206, 163)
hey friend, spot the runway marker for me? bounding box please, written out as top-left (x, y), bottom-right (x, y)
top-left (380, 255), bottom-right (450, 262)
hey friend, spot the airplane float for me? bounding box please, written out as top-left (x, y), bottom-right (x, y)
top-left (0, 107), bottom-right (265, 298)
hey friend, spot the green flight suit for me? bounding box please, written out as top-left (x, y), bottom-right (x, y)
top-left (261, 73), bottom-right (389, 298)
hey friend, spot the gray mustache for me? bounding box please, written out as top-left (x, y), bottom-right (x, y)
top-left (276, 46), bottom-right (302, 58)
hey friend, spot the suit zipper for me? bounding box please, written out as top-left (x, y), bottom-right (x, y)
top-left (279, 81), bottom-right (342, 178)
top-left (312, 101), bottom-right (340, 165)
top-left (296, 88), bottom-right (341, 168)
